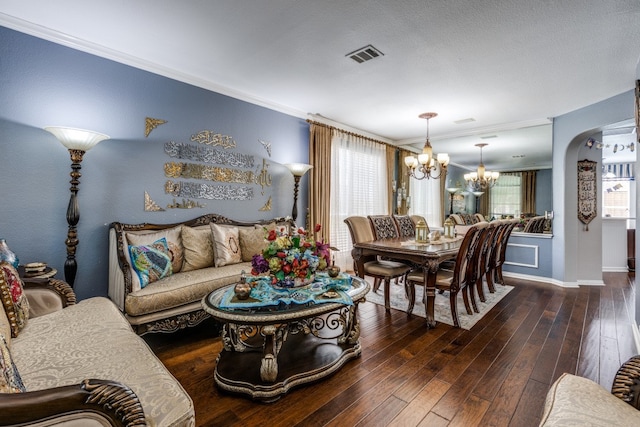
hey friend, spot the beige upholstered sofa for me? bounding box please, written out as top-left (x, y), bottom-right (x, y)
top-left (539, 356), bottom-right (640, 426)
top-left (0, 265), bottom-right (194, 426)
top-left (109, 213), bottom-right (293, 334)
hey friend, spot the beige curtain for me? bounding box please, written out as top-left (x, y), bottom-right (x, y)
top-left (521, 170), bottom-right (537, 215)
top-left (479, 190), bottom-right (490, 218)
top-left (386, 145), bottom-right (396, 214)
top-left (308, 123), bottom-right (332, 241)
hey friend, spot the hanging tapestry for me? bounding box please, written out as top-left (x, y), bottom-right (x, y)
top-left (577, 159), bottom-right (597, 231)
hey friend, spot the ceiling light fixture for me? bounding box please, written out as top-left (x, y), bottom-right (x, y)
top-left (404, 113), bottom-right (449, 180)
top-left (464, 143), bottom-right (499, 190)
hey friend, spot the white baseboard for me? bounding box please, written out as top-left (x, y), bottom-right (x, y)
top-left (502, 272), bottom-right (578, 288)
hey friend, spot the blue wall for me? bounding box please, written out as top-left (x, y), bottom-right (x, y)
top-left (0, 26), bottom-right (309, 300)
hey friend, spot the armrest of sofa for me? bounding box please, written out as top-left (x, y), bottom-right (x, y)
top-left (23, 278), bottom-right (76, 318)
top-left (0, 379), bottom-right (146, 427)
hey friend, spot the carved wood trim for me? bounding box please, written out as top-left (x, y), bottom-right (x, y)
top-left (134, 309), bottom-right (213, 335)
top-left (0, 379), bottom-right (146, 427)
top-left (612, 355), bottom-right (640, 409)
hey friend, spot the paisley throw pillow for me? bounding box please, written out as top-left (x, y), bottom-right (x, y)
top-left (0, 262), bottom-right (30, 338)
top-left (0, 332), bottom-right (25, 393)
top-left (128, 238), bottom-right (172, 288)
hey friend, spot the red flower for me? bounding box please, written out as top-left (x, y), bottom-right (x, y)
top-left (314, 223), bottom-right (321, 233)
top-left (267, 229), bottom-right (277, 241)
top-left (277, 251), bottom-right (286, 258)
top-left (297, 227), bottom-right (307, 235)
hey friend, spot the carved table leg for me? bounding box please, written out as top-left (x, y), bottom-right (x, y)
top-left (423, 260), bottom-right (440, 328)
top-left (339, 304), bottom-right (361, 345)
top-left (260, 324), bottom-right (285, 382)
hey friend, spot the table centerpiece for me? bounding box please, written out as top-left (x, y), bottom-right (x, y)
top-left (250, 223), bottom-right (331, 288)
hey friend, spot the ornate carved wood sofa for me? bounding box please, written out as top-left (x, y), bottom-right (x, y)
top-left (0, 264), bottom-right (194, 426)
top-left (539, 356), bottom-right (640, 426)
top-left (109, 213), bottom-right (293, 334)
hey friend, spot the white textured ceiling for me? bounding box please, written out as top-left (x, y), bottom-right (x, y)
top-left (1, 1), bottom-right (640, 170)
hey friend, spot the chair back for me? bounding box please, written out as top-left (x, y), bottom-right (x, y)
top-left (393, 215), bottom-right (416, 238)
top-left (496, 219), bottom-right (519, 267)
top-left (344, 216), bottom-right (375, 244)
top-left (368, 215), bottom-right (400, 240)
top-left (449, 223), bottom-right (485, 292)
top-left (474, 222), bottom-right (498, 281)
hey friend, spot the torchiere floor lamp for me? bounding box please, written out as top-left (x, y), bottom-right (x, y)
top-left (284, 163), bottom-right (313, 224)
top-left (45, 126), bottom-right (110, 288)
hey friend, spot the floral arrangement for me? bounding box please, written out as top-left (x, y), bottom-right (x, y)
top-left (251, 223), bottom-right (331, 287)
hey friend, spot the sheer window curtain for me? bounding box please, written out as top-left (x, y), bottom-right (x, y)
top-left (329, 131), bottom-right (388, 271)
top-left (408, 175), bottom-right (442, 227)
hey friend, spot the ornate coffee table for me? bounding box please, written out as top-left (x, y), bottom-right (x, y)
top-left (202, 275), bottom-right (369, 401)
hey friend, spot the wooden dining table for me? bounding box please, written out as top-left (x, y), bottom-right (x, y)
top-left (352, 236), bottom-right (463, 328)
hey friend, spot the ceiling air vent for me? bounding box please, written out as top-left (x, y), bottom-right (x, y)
top-left (346, 45), bottom-right (384, 63)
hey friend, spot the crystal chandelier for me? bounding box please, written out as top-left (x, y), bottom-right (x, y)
top-left (464, 143), bottom-right (499, 190)
top-left (404, 112), bottom-right (449, 180)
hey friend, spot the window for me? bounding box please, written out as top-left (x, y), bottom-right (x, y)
top-left (489, 173), bottom-right (521, 218)
top-left (329, 133), bottom-right (388, 271)
top-left (408, 177), bottom-right (442, 227)
top-left (602, 163), bottom-right (634, 219)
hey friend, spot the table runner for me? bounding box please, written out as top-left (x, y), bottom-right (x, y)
top-left (219, 272), bottom-right (353, 309)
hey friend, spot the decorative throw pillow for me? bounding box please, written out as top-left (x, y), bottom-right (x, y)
top-left (126, 225), bottom-right (184, 274)
top-left (210, 224), bottom-right (242, 267)
top-left (239, 227), bottom-right (267, 262)
top-left (0, 262), bottom-right (30, 338)
top-left (128, 238), bottom-right (172, 288)
top-left (0, 332), bottom-right (26, 393)
top-left (181, 226), bottom-right (215, 271)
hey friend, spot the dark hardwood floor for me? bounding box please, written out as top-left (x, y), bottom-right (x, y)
top-left (145, 272), bottom-right (637, 427)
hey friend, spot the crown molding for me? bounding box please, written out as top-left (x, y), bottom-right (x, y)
top-left (0, 13), bottom-right (308, 121)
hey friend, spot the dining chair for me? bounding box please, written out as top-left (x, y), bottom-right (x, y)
top-left (492, 219), bottom-right (519, 286)
top-left (393, 215), bottom-right (417, 238)
top-left (404, 223), bottom-right (485, 327)
top-left (468, 221), bottom-right (499, 309)
top-left (409, 215), bottom-right (430, 234)
top-left (344, 216), bottom-right (411, 312)
top-left (483, 220), bottom-right (509, 294)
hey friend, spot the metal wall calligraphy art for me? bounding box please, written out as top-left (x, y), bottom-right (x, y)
top-left (167, 198), bottom-right (206, 209)
top-left (165, 141), bottom-right (254, 168)
top-left (259, 139), bottom-right (272, 157)
top-left (191, 130), bottom-right (237, 149)
top-left (259, 196), bottom-right (272, 211)
top-left (165, 180), bottom-right (254, 201)
top-left (255, 159), bottom-right (272, 195)
top-left (145, 117), bottom-right (168, 137)
top-left (164, 162), bottom-right (255, 184)
top-left (577, 159), bottom-right (597, 231)
top-left (144, 191), bottom-right (165, 212)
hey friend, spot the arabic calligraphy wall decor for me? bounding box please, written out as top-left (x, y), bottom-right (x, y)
top-left (165, 180), bottom-right (254, 201)
top-left (164, 141), bottom-right (254, 168)
top-left (164, 162), bottom-right (255, 183)
top-left (144, 191), bottom-right (165, 212)
top-left (577, 159), bottom-right (597, 231)
top-left (166, 198), bottom-right (206, 209)
top-left (259, 196), bottom-right (272, 211)
top-left (191, 130), bottom-right (237, 149)
top-left (259, 139), bottom-right (272, 157)
top-left (145, 117), bottom-right (167, 137)
top-left (255, 158), bottom-right (272, 195)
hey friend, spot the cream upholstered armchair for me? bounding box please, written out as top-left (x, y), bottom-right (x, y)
top-left (540, 355), bottom-right (640, 425)
top-left (344, 216), bottom-right (410, 311)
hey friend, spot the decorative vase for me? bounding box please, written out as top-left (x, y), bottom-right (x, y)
top-left (234, 271), bottom-right (252, 300)
top-left (327, 265), bottom-right (341, 278)
top-left (0, 239), bottom-right (19, 269)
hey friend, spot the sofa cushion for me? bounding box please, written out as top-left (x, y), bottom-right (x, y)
top-left (0, 262), bottom-right (30, 338)
top-left (211, 224), bottom-right (242, 267)
top-left (0, 332), bottom-right (25, 393)
top-left (540, 372), bottom-right (640, 426)
top-left (128, 238), bottom-right (173, 288)
top-left (12, 297), bottom-right (194, 427)
top-left (181, 225), bottom-right (215, 271)
top-left (0, 303), bottom-right (11, 347)
top-left (239, 226), bottom-right (267, 262)
top-left (126, 225), bottom-right (184, 274)
top-left (125, 263), bottom-right (251, 317)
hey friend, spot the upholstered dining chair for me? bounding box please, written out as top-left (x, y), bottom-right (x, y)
top-left (409, 215), bottom-right (430, 234)
top-left (404, 223), bottom-right (486, 327)
top-left (489, 219), bottom-right (519, 287)
top-left (393, 215), bottom-right (417, 238)
top-left (468, 221), bottom-right (499, 310)
top-left (344, 216), bottom-right (411, 312)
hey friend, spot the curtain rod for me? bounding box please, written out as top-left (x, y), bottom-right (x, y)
top-left (306, 119), bottom-right (398, 149)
